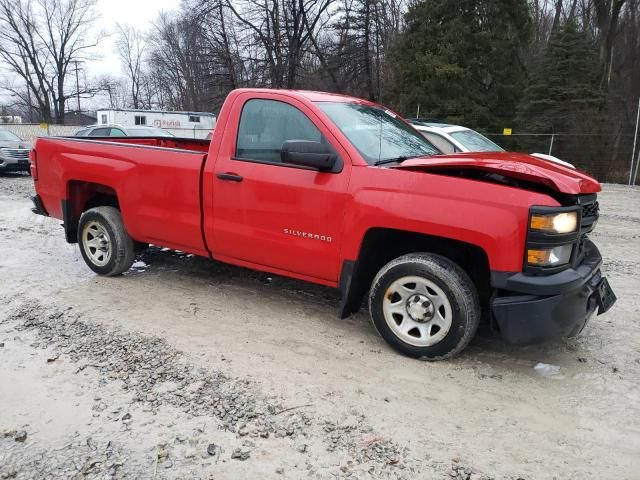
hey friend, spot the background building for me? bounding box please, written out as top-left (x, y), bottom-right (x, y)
top-left (96, 108), bottom-right (216, 137)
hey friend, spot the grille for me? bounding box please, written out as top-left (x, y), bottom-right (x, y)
top-left (580, 200), bottom-right (599, 232)
top-left (3, 148), bottom-right (30, 160)
top-left (582, 201), bottom-right (599, 219)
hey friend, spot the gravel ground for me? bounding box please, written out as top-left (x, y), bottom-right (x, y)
top-left (0, 173), bottom-right (639, 479)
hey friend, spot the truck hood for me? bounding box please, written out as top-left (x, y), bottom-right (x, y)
top-left (394, 152), bottom-right (600, 195)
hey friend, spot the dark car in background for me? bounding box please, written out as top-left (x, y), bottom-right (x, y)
top-left (0, 129), bottom-right (32, 174)
top-left (75, 124), bottom-right (174, 138)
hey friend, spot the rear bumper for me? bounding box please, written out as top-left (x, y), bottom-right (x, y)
top-left (491, 240), bottom-right (616, 345)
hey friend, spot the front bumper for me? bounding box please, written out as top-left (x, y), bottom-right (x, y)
top-left (490, 240), bottom-right (616, 345)
top-left (0, 158), bottom-right (30, 172)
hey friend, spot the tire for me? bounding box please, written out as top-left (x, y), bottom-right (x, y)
top-left (77, 206), bottom-right (135, 276)
top-left (368, 253), bottom-right (480, 360)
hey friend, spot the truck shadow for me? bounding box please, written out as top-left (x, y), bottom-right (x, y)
top-left (134, 245), bottom-right (341, 304)
top-left (131, 245), bottom-right (581, 370)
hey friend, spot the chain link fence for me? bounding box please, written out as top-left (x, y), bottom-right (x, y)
top-left (0, 124), bottom-right (212, 142)
top-left (0, 123), bottom-right (77, 142)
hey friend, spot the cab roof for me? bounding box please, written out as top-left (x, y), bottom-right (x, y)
top-left (231, 88), bottom-right (376, 104)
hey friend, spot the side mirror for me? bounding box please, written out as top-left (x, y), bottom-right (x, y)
top-left (281, 140), bottom-right (337, 171)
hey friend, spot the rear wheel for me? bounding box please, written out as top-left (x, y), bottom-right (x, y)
top-left (78, 206), bottom-right (135, 276)
top-left (368, 253), bottom-right (480, 360)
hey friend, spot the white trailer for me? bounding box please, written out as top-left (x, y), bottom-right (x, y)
top-left (96, 108), bottom-right (216, 137)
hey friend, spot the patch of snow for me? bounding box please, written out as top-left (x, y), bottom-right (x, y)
top-left (533, 362), bottom-right (562, 378)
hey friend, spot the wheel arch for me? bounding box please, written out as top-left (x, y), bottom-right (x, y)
top-left (63, 180), bottom-right (120, 243)
top-left (338, 227), bottom-right (491, 319)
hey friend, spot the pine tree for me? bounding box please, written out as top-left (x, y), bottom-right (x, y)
top-left (516, 21), bottom-right (608, 176)
top-left (386, 0), bottom-right (531, 131)
top-left (518, 21), bottom-right (603, 134)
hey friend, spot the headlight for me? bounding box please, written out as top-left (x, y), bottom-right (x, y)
top-left (527, 245), bottom-right (573, 267)
top-left (526, 207), bottom-right (580, 271)
top-left (530, 211), bottom-right (578, 234)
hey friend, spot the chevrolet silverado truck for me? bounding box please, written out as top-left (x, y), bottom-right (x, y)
top-left (29, 89), bottom-right (616, 360)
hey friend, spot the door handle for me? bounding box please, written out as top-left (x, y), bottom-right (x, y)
top-left (217, 172), bottom-right (243, 182)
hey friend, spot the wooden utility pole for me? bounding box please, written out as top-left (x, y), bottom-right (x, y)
top-left (630, 97), bottom-right (640, 185)
top-left (74, 60), bottom-right (81, 112)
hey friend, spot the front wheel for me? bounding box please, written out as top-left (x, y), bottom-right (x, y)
top-left (78, 206), bottom-right (136, 276)
top-left (368, 253), bottom-right (480, 360)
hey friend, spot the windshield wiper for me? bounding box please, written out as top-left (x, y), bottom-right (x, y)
top-left (374, 156), bottom-right (410, 166)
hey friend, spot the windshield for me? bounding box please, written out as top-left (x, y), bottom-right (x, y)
top-left (0, 130), bottom-right (22, 142)
top-left (316, 102), bottom-right (439, 165)
top-left (127, 127), bottom-right (174, 137)
top-left (449, 129), bottom-right (503, 152)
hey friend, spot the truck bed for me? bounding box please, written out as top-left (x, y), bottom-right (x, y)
top-left (34, 136), bottom-right (210, 256)
top-left (66, 136), bottom-right (212, 153)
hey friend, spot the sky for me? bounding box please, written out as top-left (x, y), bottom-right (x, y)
top-left (0, 0), bottom-right (181, 109)
top-left (91, 0), bottom-right (181, 76)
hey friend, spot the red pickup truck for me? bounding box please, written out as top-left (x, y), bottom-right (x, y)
top-left (30, 89), bottom-right (616, 360)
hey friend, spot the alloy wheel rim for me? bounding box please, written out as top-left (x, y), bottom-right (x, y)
top-left (382, 275), bottom-right (453, 347)
top-left (82, 221), bottom-right (112, 267)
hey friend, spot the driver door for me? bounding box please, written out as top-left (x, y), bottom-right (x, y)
top-left (211, 93), bottom-right (351, 283)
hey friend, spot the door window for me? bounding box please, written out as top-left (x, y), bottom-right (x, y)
top-left (235, 99), bottom-right (322, 164)
top-left (110, 128), bottom-right (126, 137)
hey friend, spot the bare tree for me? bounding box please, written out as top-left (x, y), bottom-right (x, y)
top-left (148, 11), bottom-right (212, 111)
top-left (593, 0), bottom-right (627, 87)
top-left (0, 0), bottom-right (100, 123)
top-left (193, 0), bottom-right (245, 106)
top-left (115, 23), bottom-right (146, 109)
top-left (143, 0), bottom-right (407, 106)
top-left (321, 0), bottom-right (404, 101)
top-left (224, 0), bottom-right (335, 88)
top-left (96, 75), bottom-right (129, 109)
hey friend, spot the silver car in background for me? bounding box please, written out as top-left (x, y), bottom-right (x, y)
top-left (74, 124), bottom-right (175, 137)
top-left (0, 129), bottom-right (31, 174)
top-left (409, 121), bottom-right (575, 168)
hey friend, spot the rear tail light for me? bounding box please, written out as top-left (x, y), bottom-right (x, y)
top-left (29, 149), bottom-right (38, 180)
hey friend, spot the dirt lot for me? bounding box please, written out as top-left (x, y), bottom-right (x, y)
top-left (0, 173), bottom-right (639, 480)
